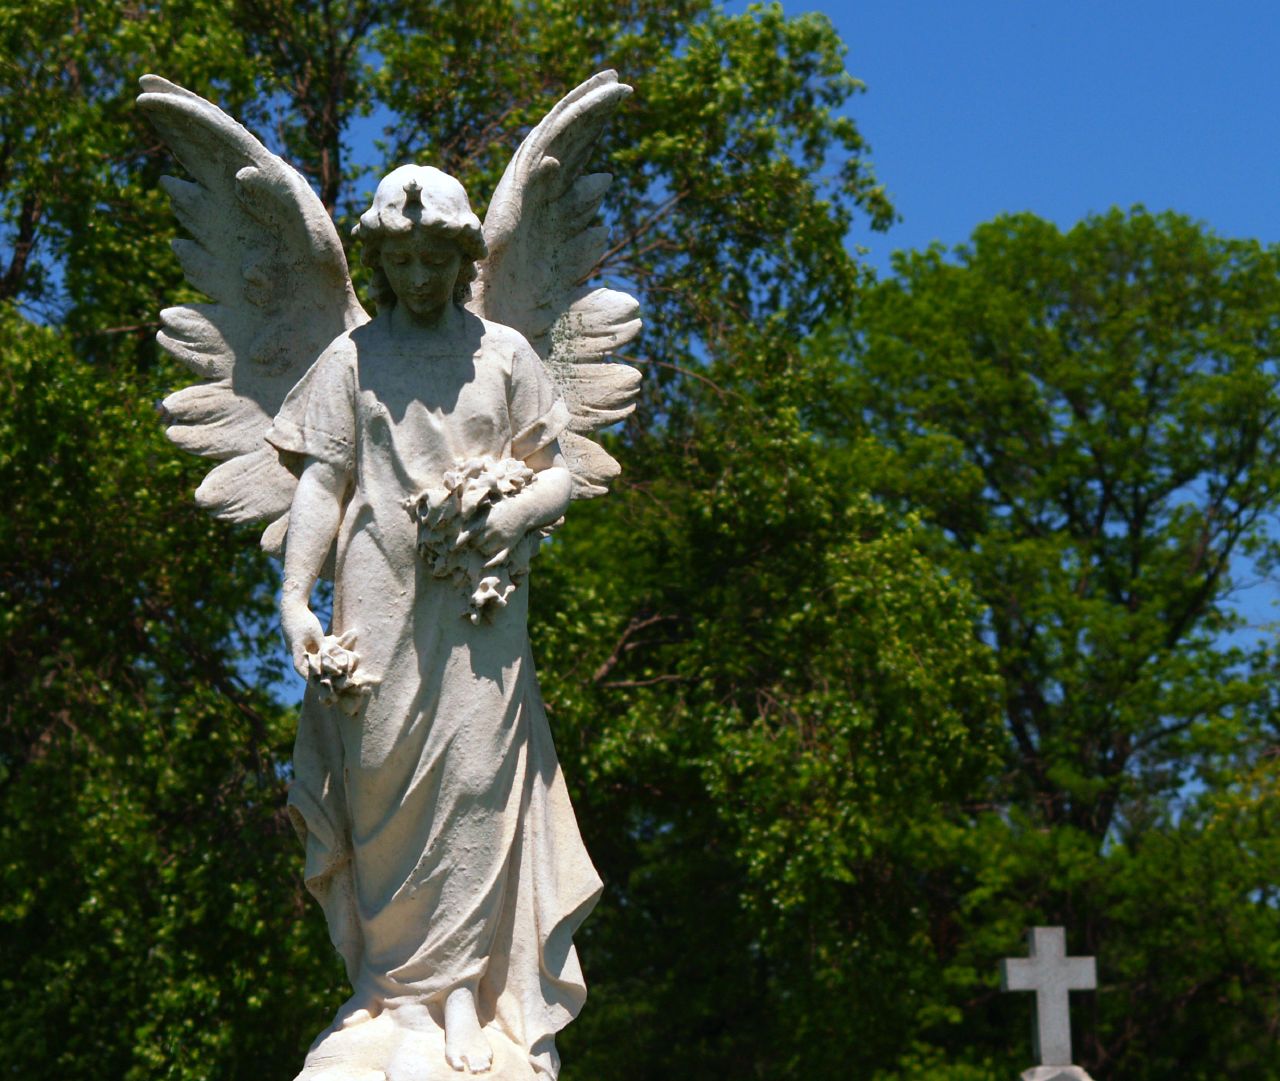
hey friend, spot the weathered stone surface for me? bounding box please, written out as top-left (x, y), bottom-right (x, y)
top-left (296, 1005), bottom-right (538, 1081)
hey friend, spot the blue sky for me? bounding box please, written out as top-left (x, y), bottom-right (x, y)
top-left (784, 2), bottom-right (1280, 274)
top-left (785, 1), bottom-right (1278, 634)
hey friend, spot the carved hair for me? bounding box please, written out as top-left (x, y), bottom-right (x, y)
top-left (353, 165), bottom-right (487, 310)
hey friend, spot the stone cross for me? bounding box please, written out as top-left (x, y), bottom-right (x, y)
top-left (1000, 927), bottom-right (1096, 1067)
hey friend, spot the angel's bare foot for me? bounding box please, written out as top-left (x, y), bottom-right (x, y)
top-left (444, 986), bottom-right (491, 1073)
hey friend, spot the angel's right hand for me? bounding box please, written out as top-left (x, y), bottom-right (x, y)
top-left (281, 601), bottom-right (325, 678)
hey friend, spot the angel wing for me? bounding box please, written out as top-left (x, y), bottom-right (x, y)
top-left (469, 71), bottom-right (642, 498)
top-left (138, 75), bottom-right (369, 554)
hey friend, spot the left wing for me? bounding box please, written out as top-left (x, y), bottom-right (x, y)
top-left (139, 75), bottom-right (369, 555)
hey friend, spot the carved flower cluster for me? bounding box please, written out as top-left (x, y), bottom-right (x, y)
top-left (306, 631), bottom-right (372, 715)
top-left (407, 457), bottom-right (553, 624)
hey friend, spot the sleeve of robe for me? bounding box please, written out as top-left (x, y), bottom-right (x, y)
top-left (265, 337), bottom-right (359, 474)
top-left (508, 339), bottom-right (571, 462)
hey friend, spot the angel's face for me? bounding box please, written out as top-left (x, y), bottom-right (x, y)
top-left (380, 230), bottom-right (463, 323)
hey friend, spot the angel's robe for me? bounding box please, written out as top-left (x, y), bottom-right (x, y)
top-left (266, 308), bottom-right (601, 1079)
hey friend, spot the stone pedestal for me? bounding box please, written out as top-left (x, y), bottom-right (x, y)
top-left (1021, 1067), bottom-right (1095, 1081)
top-left (295, 1006), bottom-right (537, 1081)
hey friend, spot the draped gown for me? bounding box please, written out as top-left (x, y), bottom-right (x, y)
top-left (266, 308), bottom-right (601, 1079)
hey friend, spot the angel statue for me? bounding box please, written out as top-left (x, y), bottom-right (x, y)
top-left (139, 72), bottom-right (641, 1081)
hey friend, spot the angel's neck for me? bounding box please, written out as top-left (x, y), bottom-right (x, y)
top-left (388, 301), bottom-right (461, 338)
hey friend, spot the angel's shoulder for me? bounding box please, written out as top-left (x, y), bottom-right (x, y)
top-left (323, 325), bottom-right (364, 362)
top-left (471, 314), bottom-right (537, 360)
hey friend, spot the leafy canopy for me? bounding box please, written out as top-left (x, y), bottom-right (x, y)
top-left (840, 208), bottom-right (1280, 1080)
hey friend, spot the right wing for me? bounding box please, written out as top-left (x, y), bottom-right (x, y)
top-left (469, 71), bottom-right (642, 498)
top-left (138, 75), bottom-right (369, 555)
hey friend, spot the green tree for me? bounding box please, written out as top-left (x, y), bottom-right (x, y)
top-left (0, 302), bottom-right (335, 1078)
top-left (539, 333), bottom-right (1000, 1077)
top-left (0, 5), bottom-right (343, 1078)
top-left (843, 208), bottom-right (1280, 1080)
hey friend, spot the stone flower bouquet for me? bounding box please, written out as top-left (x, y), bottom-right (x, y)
top-left (306, 630), bottom-right (372, 716)
top-left (407, 456), bottom-right (558, 624)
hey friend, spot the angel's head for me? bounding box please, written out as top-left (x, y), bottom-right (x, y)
top-left (353, 165), bottom-right (487, 315)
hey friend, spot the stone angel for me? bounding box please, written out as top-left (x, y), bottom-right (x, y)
top-left (139, 72), bottom-right (641, 1081)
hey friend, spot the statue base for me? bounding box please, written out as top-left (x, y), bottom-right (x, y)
top-left (294, 1005), bottom-right (537, 1081)
top-left (1021, 1067), bottom-right (1095, 1081)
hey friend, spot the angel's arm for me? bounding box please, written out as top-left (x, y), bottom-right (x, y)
top-left (281, 458), bottom-right (346, 675)
top-left (480, 444), bottom-right (572, 558)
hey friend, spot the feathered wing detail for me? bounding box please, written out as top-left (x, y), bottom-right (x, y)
top-left (469, 71), bottom-right (642, 498)
top-left (138, 75), bottom-right (369, 551)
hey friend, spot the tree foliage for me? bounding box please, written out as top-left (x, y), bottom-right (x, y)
top-left (537, 350), bottom-right (999, 1076)
top-left (842, 208), bottom-right (1280, 1080)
